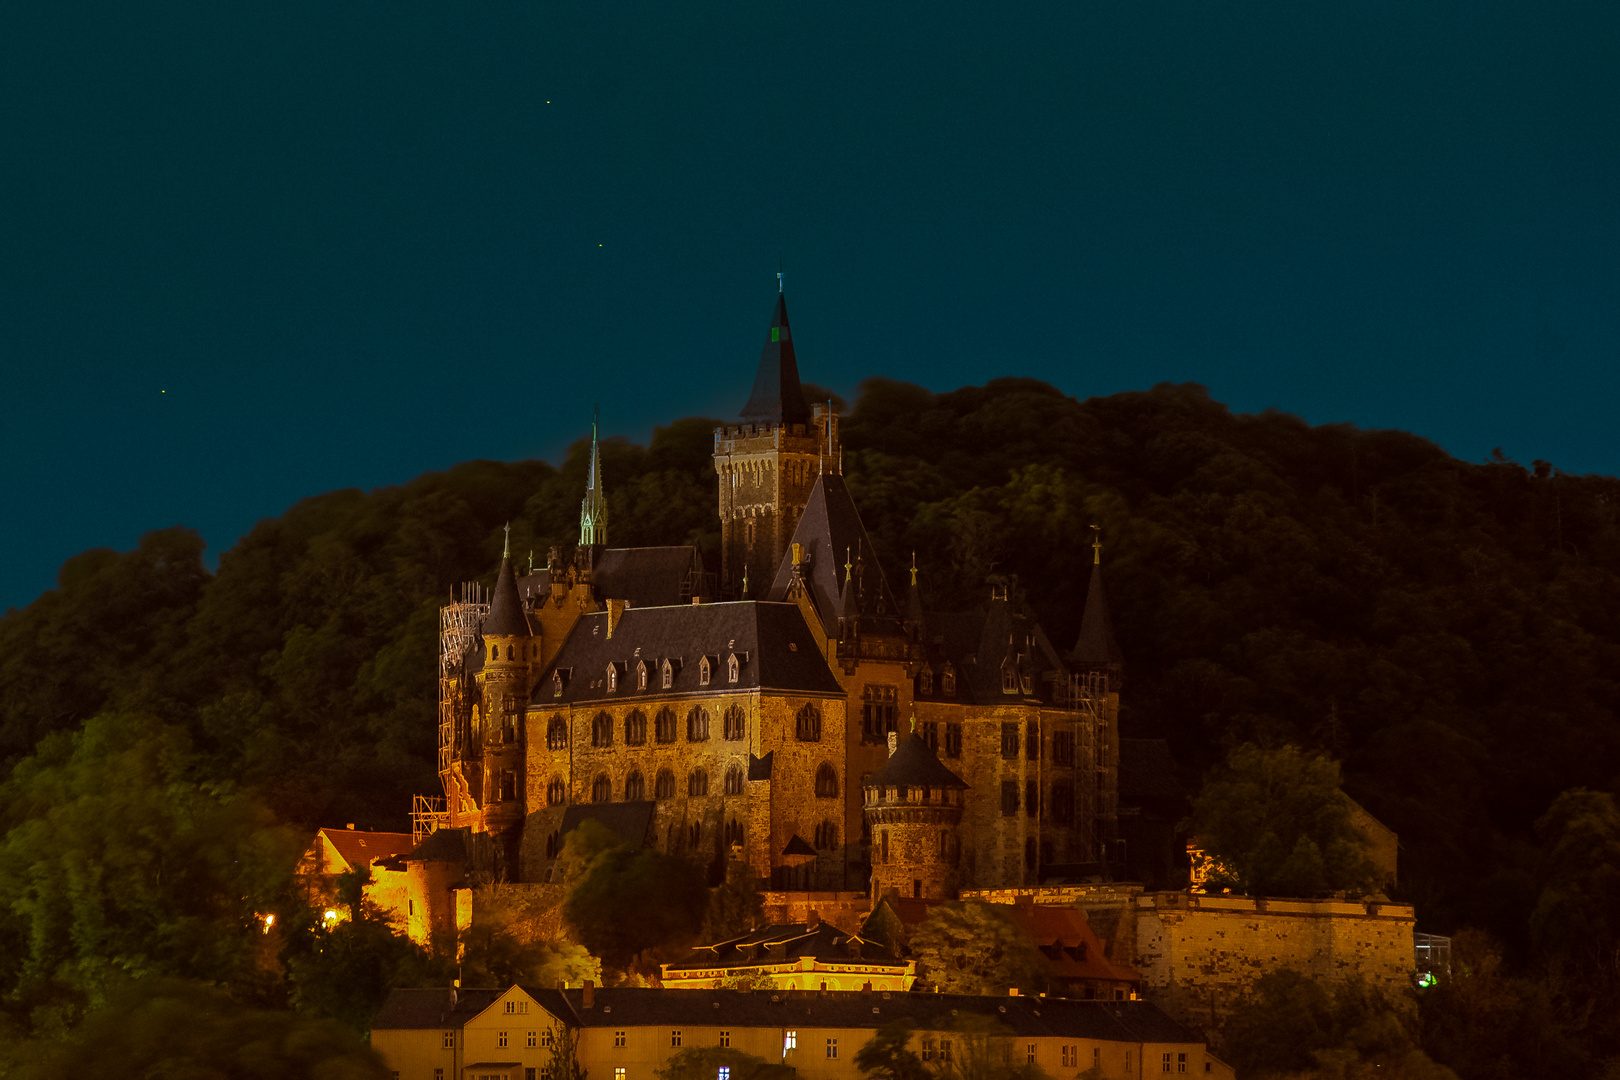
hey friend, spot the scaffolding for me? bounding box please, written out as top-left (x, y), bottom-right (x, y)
top-left (411, 794), bottom-right (450, 845)
top-left (439, 583), bottom-right (489, 775)
top-left (1067, 671), bottom-right (1119, 861)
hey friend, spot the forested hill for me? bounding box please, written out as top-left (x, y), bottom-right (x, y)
top-left (5, 377), bottom-right (1620, 945)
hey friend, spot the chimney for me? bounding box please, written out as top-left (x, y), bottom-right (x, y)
top-left (582, 980), bottom-right (595, 1008)
top-left (887, 732), bottom-right (899, 757)
top-left (606, 599), bottom-right (627, 638)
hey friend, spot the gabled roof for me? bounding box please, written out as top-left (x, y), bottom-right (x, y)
top-left (865, 734), bottom-right (968, 790)
top-left (371, 987), bottom-right (504, 1030)
top-left (531, 601), bottom-right (842, 708)
top-left (315, 828), bottom-right (416, 872)
top-left (484, 556), bottom-right (533, 638)
top-left (518, 546), bottom-right (703, 609)
top-left (766, 474), bottom-right (900, 626)
top-left (665, 921), bottom-right (905, 973)
top-left (914, 601), bottom-right (1069, 706)
top-left (740, 292), bottom-right (811, 425)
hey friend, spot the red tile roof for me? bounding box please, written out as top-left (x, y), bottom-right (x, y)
top-left (318, 828), bottom-right (416, 872)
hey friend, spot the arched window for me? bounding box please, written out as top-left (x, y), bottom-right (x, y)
top-left (655, 707), bottom-right (677, 744)
top-left (724, 819), bottom-right (744, 847)
top-left (700, 657), bottom-right (711, 686)
top-left (507, 645), bottom-right (515, 660)
top-left (724, 765), bottom-right (745, 795)
top-left (638, 661), bottom-right (649, 690)
top-left (1002, 663), bottom-right (1018, 694)
top-left (490, 643), bottom-right (498, 661)
top-left (687, 822), bottom-right (702, 849)
top-left (919, 667), bottom-right (933, 694)
top-left (723, 705), bottom-right (745, 741)
top-left (728, 654), bottom-right (739, 683)
top-left (591, 711), bottom-right (613, 748)
top-left (591, 774), bottom-right (612, 803)
top-left (625, 770), bottom-right (645, 801)
top-left (625, 710), bottom-right (647, 745)
top-left (943, 667), bottom-right (956, 696)
top-left (688, 768), bottom-right (709, 797)
top-left (547, 716), bottom-right (568, 750)
top-left (608, 665), bottom-right (618, 691)
top-left (815, 763), bottom-right (838, 798)
top-left (687, 706), bottom-right (710, 742)
top-left (814, 820), bottom-right (838, 851)
top-left (795, 703), bottom-right (822, 742)
top-left (547, 778), bottom-right (565, 806)
top-left (661, 660), bottom-right (673, 689)
top-left (654, 769), bottom-right (676, 799)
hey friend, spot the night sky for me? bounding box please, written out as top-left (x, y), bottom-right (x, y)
top-left (3, 0), bottom-right (1616, 612)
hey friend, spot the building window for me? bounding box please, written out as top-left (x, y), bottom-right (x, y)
top-left (498, 1031), bottom-right (508, 1048)
top-left (591, 711), bottom-right (613, 748)
top-left (1053, 730), bottom-right (1074, 766)
top-left (724, 818), bottom-right (744, 846)
top-left (1163, 1052), bottom-right (1173, 1072)
top-left (625, 770), bottom-right (645, 800)
top-left (687, 822), bottom-right (702, 848)
top-left (592, 774), bottom-right (611, 803)
top-left (615, 1070), bottom-right (626, 1080)
top-left (942, 1041), bottom-right (952, 1064)
top-left (499, 770), bottom-right (516, 801)
top-left (526, 1070), bottom-right (535, 1080)
top-left (942, 668), bottom-right (956, 695)
top-left (919, 668), bottom-right (933, 694)
top-left (543, 1030), bottom-right (555, 1047)
top-left (723, 705), bottom-right (746, 740)
top-left (700, 657), bottom-right (712, 686)
top-left (615, 1031), bottom-right (626, 1047)
top-left (655, 769), bottom-right (676, 799)
top-left (1003, 664), bottom-right (1018, 694)
top-left (796, 703), bottom-right (822, 741)
top-left (826, 1039), bottom-right (838, 1059)
top-left (945, 723), bottom-right (962, 758)
top-left (655, 707), bottom-right (678, 743)
top-left (784, 1031), bottom-right (797, 1052)
top-left (860, 685), bottom-right (897, 743)
top-left (921, 722), bottom-right (938, 751)
top-left (881, 830), bottom-right (890, 863)
top-left (638, 661), bottom-right (649, 690)
top-left (728, 654), bottom-right (739, 683)
top-left (625, 710), bottom-right (647, 745)
top-left (1061, 1046), bottom-right (1073, 1068)
top-left (723, 765), bottom-right (744, 795)
top-left (1052, 784), bottom-right (1074, 825)
top-left (1026, 780), bottom-right (1039, 817)
top-left (527, 1031), bottom-right (537, 1047)
top-left (719, 1070), bottom-right (730, 1080)
top-left (1001, 723), bottom-right (1019, 758)
top-left (1026, 1044), bottom-right (1036, 1064)
top-left (687, 706), bottom-right (710, 742)
top-left (815, 763), bottom-right (838, 797)
top-left (443, 1032), bottom-right (455, 1048)
top-left (608, 665), bottom-right (618, 691)
top-left (671, 1030), bottom-right (682, 1048)
top-left (1026, 728), bottom-right (1040, 760)
top-left (547, 716), bottom-right (568, 750)
top-left (662, 660), bottom-right (673, 689)
top-left (547, 778), bottom-right (566, 806)
top-left (1179, 1052), bottom-right (1188, 1072)
top-left (688, 769), bottom-right (709, 797)
top-left (1001, 781), bottom-right (1018, 816)
top-left (814, 820), bottom-right (838, 850)
top-left (719, 1031), bottom-right (731, 1048)
top-left (437, 1070), bottom-right (446, 1080)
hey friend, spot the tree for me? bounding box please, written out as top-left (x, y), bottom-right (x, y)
top-left (701, 861), bottom-right (764, 942)
top-left (656, 1046), bottom-right (785, 1080)
top-left (855, 1021), bottom-right (930, 1080)
top-left (1530, 788), bottom-right (1620, 1050)
top-left (562, 833), bottom-right (708, 969)
top-left (0, 978), bottom-right (389, 1080)
top-left (936, 1014), bottom-right (1050, 1080)
top-left (907, 902), bottom-right (1048, 996)
top-left (544, 1022), bottom-right (588, 1080)
top-left (1187, 743), bottom-right (1377, 897)
top-left (285, 917), bottom-right (445, 1034)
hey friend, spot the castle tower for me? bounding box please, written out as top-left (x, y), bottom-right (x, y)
top-left (1072, 528), bottom-right (1123, 858)
top-left (579, 406), bottom-right (608, 550)
top-left (477, 532), bottom-right (535, 861)
top-left (863, 730), bottom-right (968, 900)
top-left (715, 288), bottom-right (840, 597)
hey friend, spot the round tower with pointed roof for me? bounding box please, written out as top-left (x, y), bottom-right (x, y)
top-left (478, 533), bottom-right (536, 846)
top-left (863, 729), bottom-right (968, 900)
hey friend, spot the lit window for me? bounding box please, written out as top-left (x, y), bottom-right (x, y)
top-left (615, 1070), bottom-right (626, 1080)
top-left (826, 1038), bottom-right (838, 1059)
top-left (719, 1069), bottom-right (730, 1080)
top-left (784, 1031), bottom-right (797, 1052)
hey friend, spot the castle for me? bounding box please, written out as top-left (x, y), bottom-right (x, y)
top-left (422, 288), bottom-right (1125, 934)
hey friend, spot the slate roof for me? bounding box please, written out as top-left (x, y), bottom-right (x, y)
top-left (665, 922), bottom-right (906, 973)
top-left (532, 601), bottom-right (842, 707)
top-left (865, 734), bottom-right (968, 790)
top-left (517, 546), bottom-right (703, 609)
top-left (766, 474), bottom-right (902, 628)
top-left (740, 292), bottom-right (811, 425)
top-left (372, 987), bottom-right (502, 1030)
top-left (1073, 562), bottom-right (1124, 668)
top-left (409, 827), bottom-right (472, 864)
top-left (484, 556), bottom-right (533, 637)
top-left (913, 601), bottom-right (1071, 707)
top-left (1118, 739), bottom-right (1184, 806)
top-left (316, 828), bottom-right (416, 872)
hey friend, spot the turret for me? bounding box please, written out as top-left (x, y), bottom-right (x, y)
top-left (863, 729), bottom-right (967, 900)
top-left (478, 527), bottom-right (534, 855)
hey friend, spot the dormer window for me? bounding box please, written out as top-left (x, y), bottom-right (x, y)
top-left (1002, 664), bottom-right (1019, 694)
top-left (700, 657), bottom-right (711, 686)
top-left (942, 666), bottom-right (956, 696)
top-left (662, 660), bottom-right (673, 690)
top-left (608, 665), bottom-right (618, 692)
top-left (553, 672), bottom-right (564, 698)
top-left (728, 653), bottom-right (740, 683)
top-left (919, 667), bottom-right (934, 694)
top-left (638, 661), bottom-right (648, 691)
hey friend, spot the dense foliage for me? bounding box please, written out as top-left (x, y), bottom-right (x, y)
top-left (907, 901), bottom-right (1049, 996)
top-left (3, 377), bottom-right (1620, 1073)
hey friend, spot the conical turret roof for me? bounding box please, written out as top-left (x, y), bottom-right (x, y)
top-left (865, 733), bottom-right (968, 790)
top-left (1072, 561), bottom-right (1122, 667)
top-left (740, 292), bottom-right (811, 425)
top-left (484, 555), bottom-right (533, 638)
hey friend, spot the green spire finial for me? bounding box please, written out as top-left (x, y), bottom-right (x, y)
top-left (580, 407), bottom-right (608, 547)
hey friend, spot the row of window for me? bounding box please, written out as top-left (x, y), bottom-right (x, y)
top-left (541, 762), bottom-right (839, 806)
top-left (1000, 780), bottom-right (1079, 823)
top-left (603, 654), bottom-right (744, 694)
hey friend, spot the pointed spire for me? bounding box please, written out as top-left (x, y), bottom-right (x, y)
top-left (579, 406), bottom-right (608, 547)
top-left (484, 551), bottom-right (533, 639)
top-left (906, 553), bottom-right (924, 625)
top-left (839, 546), bottom-right (858, 619)
top-left (740, 291), bottom-right (811, 425)
top-left (1073, 526), bottom-right (1124, 669)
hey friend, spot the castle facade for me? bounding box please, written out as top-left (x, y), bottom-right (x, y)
top-left (433, 290), bottom-right (1125, 903)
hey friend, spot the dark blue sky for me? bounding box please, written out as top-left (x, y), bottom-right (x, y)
top-left (3, 0), bottom-right (1616, 612)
